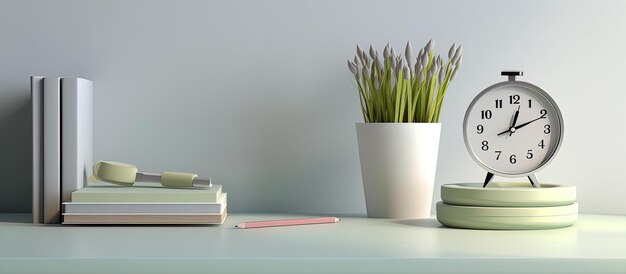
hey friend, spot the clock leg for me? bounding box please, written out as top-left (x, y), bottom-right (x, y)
top-left (528, 173), bottom-right (541, 188)
top-left (483, 172), bottom-right (494, 188)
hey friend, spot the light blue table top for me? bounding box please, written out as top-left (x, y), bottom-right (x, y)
top-left (0, 213), bottom-right (625, 273)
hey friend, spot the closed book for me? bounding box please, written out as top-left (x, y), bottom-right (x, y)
top-left (62, 210), bottom-right (227, 225)
top-left (61, 78), bottom-right (93, 204)
top-left (31, 76), bottom-right (44, 224)
top-left (71, 183), bottom-right (222, 203)
top-left (63, 193), bottom-right (227, 214)
top-left (43, 77), bottom-right (61, 224)
top-left (63, 205), bottom-right (227, 224)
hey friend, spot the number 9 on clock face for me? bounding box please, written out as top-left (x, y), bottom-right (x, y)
top-left (463, 81), bottom-right (564, 176)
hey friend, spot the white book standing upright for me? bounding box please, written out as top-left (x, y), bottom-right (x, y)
top-left (42, 77), bottom-right (61, 224)
top-left (31, 76), bottom-right (44, 224)
top-left (61, 78), bottom-right (93, 205)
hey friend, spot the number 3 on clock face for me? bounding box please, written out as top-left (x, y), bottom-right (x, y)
top-left (463, 81), bottom-right (564, 177)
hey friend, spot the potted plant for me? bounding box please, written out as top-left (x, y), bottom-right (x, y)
top-left (348, 39), bottom-right (462, 219)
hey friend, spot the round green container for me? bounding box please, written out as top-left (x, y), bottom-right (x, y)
top-left (436, 202), bottom-right (578, 230)
top-left (441, 182), bottom-right (576, 207)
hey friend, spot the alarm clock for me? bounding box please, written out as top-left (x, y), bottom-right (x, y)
top-left (463, 71), bottom-right (564, 188)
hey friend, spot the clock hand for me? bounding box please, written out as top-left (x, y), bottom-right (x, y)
top-left (509, 106), bottom-right (521, 136)
top-left (496, 106), bottom-right (522, 136)
top-left (497, 128), bottom-right (512, 136)
top-left (512, 116), bottom-right (544, 130)
top-left (497, 116), bottom-right (545, 136)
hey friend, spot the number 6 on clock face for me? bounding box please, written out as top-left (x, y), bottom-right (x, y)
top-left (463, 73), bottom-right (564, 182)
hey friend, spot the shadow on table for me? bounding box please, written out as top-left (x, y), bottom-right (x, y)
top-left (393, 218), bottom-right (446, 228)
top-left (0, 97), bottom-right (31, 215)
top-left (0, 213), bottom-right (32, 224)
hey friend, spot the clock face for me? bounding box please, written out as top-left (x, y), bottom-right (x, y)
top-left (463, 81), bottom-right (563, 176)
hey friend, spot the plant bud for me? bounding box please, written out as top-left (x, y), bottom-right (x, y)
top-left (405, 41), bottom-right (413, 64)
top-left (452, 45), bottom-right (463, 63)
top-left (438, 67), bottom-right (444, 83)
top-left (357, 45), bottom-right (364, 59)
top-left (347, 60), bottom-right (357, 74)
top-left (395, 60), bottom-right (403, 75)
top-left (376, 54), bottom-right (384, 70)
top-left (421, 53), bottom-right (429, 67)
top-left (383, 43), bottom-right (391, 59)
top-left (448, 43), bottom-right (456, 59)
top-left (425, 38), bottom-right (435, 53)
top-left (369, 45), bottom-right (377, 59)
top-left (451, 65), bottom-right (459, 80)
top-left (427, 67), bottom-right (434, 79)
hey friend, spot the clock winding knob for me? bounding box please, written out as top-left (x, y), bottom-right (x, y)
top-left (501, 71), bottom-right (523, 81)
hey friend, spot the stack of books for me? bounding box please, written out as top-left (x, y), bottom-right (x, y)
top-left (63, 182), bottom-right (227, 224)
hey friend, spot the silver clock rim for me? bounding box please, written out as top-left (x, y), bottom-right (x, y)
top-left (462, 80), bottom-right (564, 177)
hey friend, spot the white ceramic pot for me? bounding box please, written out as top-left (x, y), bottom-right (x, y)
top-left (356, 123), bottom-right (441, 219)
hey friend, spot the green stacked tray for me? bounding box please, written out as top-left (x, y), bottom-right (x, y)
top-left (436, 182), bottom-right (577, 230)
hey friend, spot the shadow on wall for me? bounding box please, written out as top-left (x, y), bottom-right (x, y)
top-left (0, 93), bottom-right (31, 213)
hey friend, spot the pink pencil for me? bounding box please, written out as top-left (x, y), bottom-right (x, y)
top-left (235, 217), bottom-right (340, 229)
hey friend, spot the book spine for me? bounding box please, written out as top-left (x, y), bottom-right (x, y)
top-left (43, 77), bottom-right (61, 224)
top-left (62, 212), bottom-right (227, 225)
top-left (31, 76), bottom-right (44, 224)
top-left (70, 185), bottom-right (221, 203)
top-left (61, 78), bottom-right (93, 206)
top-left (70, 191), bottom-right (222, 203)
top-left (64, 193), bottom-right (227, 214)
top-left (62, 203), bottom-right (225, 214)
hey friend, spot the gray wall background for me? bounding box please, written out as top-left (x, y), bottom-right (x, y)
top-left (1, 0), bottom-right (625, 215)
